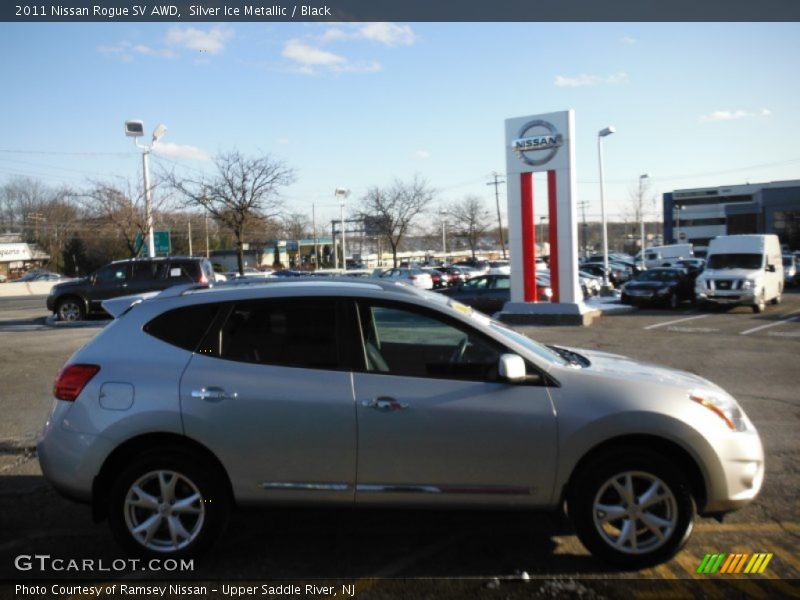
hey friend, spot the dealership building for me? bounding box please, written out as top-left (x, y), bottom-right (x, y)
top-left (663, 179), bottom-right (800, 254)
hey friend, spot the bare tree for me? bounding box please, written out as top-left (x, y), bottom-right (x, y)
top-left (447, 196), bottom-right (492, 260)
top-left (84, 182), bottom-right (151, 258)
top-left (359, 176), bottom-right (435, 267)
top-left (282, 212), bottom-right (311, 241)
top-left (166, 151), bottom-right (295, 274)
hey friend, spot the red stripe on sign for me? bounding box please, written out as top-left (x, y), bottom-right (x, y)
top-left (547, 170), bottom-right (559, 303)
top-left (521, 172), bottom-right (538, 302)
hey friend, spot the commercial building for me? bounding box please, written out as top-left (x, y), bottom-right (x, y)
top-left (663, 180), bottom-right (800, 255)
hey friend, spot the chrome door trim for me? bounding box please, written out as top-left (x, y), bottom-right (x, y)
top-left (356, 484), bottom-right (530, 495)
top-left (261, 482), bottom-right (350, 492)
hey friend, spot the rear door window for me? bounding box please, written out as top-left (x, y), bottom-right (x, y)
top-left (208, 298), bottom-right (347, 370)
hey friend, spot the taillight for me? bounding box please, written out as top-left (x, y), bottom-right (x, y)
top-left (54, 364), bottom-right (100, 401)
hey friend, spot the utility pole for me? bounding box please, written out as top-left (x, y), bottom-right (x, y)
top-left (28, 212), bottom-right (45, 241)
top-left (577, 201), bottom-right (590, 257)
top-left (486, 173), bottom-right (507, 259)
top-left (639, 174), bottom-right (649, 258)
top-left (312, 203), bottom-right (318, 269)
top-left (204, 212), bottom-right (210, 258)
top-left (188, 218), bottom-right (193, 256)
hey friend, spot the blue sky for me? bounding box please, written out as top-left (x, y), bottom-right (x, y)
top-left (1, 22), bottom-right (799, 227)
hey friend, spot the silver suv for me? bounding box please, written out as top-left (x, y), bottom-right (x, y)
top-left (38, 280), bottom-right (763, 567)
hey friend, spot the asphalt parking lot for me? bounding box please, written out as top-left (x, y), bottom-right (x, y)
top-left (1, 293), bottom-right (799, 598)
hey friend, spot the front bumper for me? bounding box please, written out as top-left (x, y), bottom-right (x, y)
top-left (702, 427), bottom-right (764, 514)
top-left (696, 290), bottom-right (756, 306)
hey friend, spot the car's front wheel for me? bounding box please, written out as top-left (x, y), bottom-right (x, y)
top-left (108, 448), bottom-right (230, 558)
top-left (568, 450), bottom-right (695, 568)
top-left (56, 297), bottom-right (85, 321)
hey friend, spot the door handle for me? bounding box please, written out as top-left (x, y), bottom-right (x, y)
top-left (361, 396), bottom-right (409, 411)
top-left (191, 387), bottom-right (237, 401)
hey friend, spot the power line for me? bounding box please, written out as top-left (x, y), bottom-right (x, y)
top-left (0, 148), bottom-right (134, 158)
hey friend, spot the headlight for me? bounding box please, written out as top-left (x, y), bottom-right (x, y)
top-left (741, 279), bottom-right (757, 290)
top-left (690, 389), bottom-right (747, 432)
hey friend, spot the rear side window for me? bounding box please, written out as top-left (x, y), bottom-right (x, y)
top-left (213, 299), bottom-right (340, 370)
top-left (167, 261), bottom-right (200, 281)
top-left (145, 304), bottom-right (221, 351)
top-left (132, 261), bottom-right (159, 281)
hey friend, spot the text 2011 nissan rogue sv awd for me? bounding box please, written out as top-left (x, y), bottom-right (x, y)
top-left (38, 279), bottom-right (763, 567)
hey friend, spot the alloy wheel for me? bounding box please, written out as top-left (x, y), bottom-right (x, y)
top-left (592, 471), bottom-right (678, 555)
top-left (123, 470), bottom-right (205, 553)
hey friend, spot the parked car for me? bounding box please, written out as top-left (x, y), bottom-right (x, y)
top-left (16, 270), bottom-right (72, 282)
top-left (46, 257), bottom-right (216, 321)
top-left (695, 235), bottom-right (783, 313)
top-left (783, 255), bottom-right (797, 287)
top-left (578, 270), bottom-right (602, 297)
top-left (378, 267), bottom-right (434, 290)
top-left (39, 279), bottom-right (763, 567)
top-left (640, 244), bottom-right (694, 269)
top-left (487, 260), bottom-right (510, 275)
top-left (620, 268), bottom-right (697, 309)
top-left (441, 274), bottom-right (551, 314)
top-left (454, 259), bottom-right (490, 274)
top-left (581, 262), bottom-right (632, 286)
top-left (421, 267), bottom-right (445, 289)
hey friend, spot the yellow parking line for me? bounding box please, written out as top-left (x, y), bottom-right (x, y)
top-left (694, 521), bottom-right (800, 533)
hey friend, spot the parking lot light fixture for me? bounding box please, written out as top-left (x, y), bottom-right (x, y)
top-left (440, 210), bottom-right (448, 258)
top-left (125, 120), bottom-right (167, 258)
top-left (639, 174), bottom-right (649, 262)
top-left (335, 188), bottom-right (350, 271)
top-left (598, 126), bottom-right (616, 295)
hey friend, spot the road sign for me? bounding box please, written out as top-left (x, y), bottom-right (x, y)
top-left (135, 231), bottom-right (171, 256)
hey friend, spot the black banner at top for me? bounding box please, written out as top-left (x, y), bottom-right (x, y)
top-left (3, 0), bottom-right (800, 22)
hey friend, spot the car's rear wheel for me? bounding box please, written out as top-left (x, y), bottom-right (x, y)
top-left (108, 448), bottom-right (230, 558)
top-left (568, 450), bottom-right (695, 568)
top-left (56, 297), bottom-right (85, 321)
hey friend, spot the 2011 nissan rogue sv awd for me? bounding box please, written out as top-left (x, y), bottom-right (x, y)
top-left (38, 279), bottom-right (764, 567)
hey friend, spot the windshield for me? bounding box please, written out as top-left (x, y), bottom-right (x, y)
top-left (635, 270), bottom-right (679, 282)
top-left (488, 321), bottom-right (568, 366)
top-left (706, 254), bottom-right (763, 270)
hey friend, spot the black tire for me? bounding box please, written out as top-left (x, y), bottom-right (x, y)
top-left (668, 293), bottom-right (679, 310)
top-left (771, 292), bottom-right (782, 306)
top-left (56, 297), bottom-right (85, 322)
top-left (108, 447), bottom-right (230, 558)
top-left (567, 448), bottom-right (696, 569)
top-left (752, 292), bottom-right (766, 314)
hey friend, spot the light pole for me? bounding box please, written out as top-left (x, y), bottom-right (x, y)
top-left (486, 172), bottom-right (507, 259)
top-left (598, 125), bottom-right (616, 293)
top-left (539, 216), bottom-right (548, 254)
top-left (439, 210), bottom-right (449, 261)
top-left (335, 188), bottom-right (350, 271)
top-left (125, 120), bottom-right (167, 258)
top-left (639, 173), bottom-right (649, 261)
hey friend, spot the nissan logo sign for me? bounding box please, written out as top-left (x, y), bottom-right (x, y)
top-left (511, 120), bottom-right (563, 166)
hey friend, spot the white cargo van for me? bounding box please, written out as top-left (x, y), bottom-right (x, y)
top-left (695, 234), bottom-right (783, 313)
top-left (640, 244), bottom-right (694, 269)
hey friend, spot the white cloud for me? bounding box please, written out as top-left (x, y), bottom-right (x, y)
top-left (281, 39), bottom-right (381, 74)
top-left (358, 23), bottom-right (416, 46)
top-left (166, 26), bottom-right (234, 55)
top-left (554, 72), bottom-right (629, 87)
top-left (699, 108), bottom-right (773, 123)
top-left (282, 39), bottom-right (346, 67)
top-left (620, 36), bottom-right (637, 44)
top-left (152, 142), bottom-right (210, 161)
top-left (414, 150), bottom-right (431, 160)
top-left (97, 41), bottom-right (176, 60)
top-left (314, 23), bottom-right (417, 47)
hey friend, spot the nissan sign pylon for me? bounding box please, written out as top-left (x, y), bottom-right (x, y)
top-left (498, 110), bottom-right (598, 325)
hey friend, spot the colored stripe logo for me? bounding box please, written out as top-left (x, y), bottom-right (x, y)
top-left (697, 553), bottom-right (773, 574)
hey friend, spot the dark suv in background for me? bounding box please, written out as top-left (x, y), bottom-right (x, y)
top-left (47, 257), bottom-right (215, 321)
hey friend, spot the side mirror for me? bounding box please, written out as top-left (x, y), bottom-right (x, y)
top-left (499, 354), bottom-right (527, 383)
top-left (766, 264), bottom-right (776, 273)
